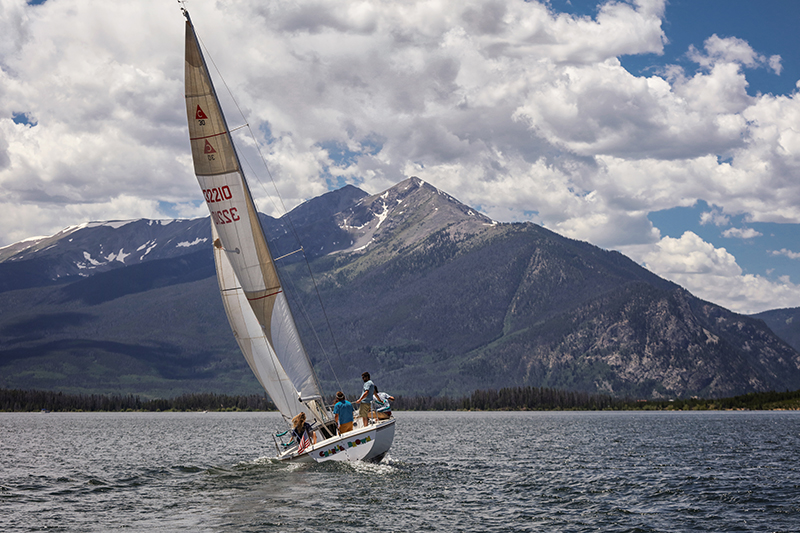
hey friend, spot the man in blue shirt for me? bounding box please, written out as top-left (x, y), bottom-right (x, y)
top-left (355, 371), bottom-right (377, 426)
top-left (333, 391), bottom-right (354, 435)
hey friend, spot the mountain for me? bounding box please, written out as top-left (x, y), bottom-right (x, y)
top-left (1, 177), bottom-right (799, 399)
top-left (751, 307), bottom-right (800, 353)
top-left (0, 219), bottom-right (212, 293)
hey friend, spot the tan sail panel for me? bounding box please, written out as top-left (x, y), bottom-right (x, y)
top-left (184, 22), bottom-right (238, 176)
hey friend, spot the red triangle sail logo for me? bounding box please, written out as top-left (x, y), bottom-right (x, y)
top-left (196, 106), bottom-right (209, 120)
top-left (204, 140), bottom-right (217, 154)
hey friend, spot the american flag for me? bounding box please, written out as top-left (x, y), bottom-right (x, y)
top-left (298, 431), bottom-right (311, 454)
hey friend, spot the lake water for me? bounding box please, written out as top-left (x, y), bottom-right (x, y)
top-left (1, 410), bottom-right (799, 532)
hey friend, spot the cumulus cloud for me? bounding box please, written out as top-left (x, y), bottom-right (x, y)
top-left (687, 34), bottom-right (782, 74)
top-left (700, 207), bottom-right (730, 227)
top-left (626, 232), bottom-right (800, 314)
top-left (721, 227), bottom-right (762, 239)
top-left (1, 0), bottom-right (799, 312)
top-left (642, 231), bottom-right (741, 276)
top-left (772, 248), bottom-right (800, 260)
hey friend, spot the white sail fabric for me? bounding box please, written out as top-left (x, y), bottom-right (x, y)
top-left (184, 16), bottom-right (324, 419)
top-left (213, 224), bottom-right (307, 418)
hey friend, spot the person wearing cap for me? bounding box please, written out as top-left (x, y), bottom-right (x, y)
top-left (333, 391), bottom-right (354, 435)
top-left (355, 371), bottom-right (378, 426)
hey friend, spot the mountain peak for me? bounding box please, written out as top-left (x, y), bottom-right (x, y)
top-left (336, 176), bottom-right (494, 254)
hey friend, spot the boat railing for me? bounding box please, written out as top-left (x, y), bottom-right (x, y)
top-left (272, 429), bottom-right (297, 455)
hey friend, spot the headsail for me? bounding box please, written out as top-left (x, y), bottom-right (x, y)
top-left (212, 224), bottom-right (307, 417)
top-left (183, 12), bottom-right (326, 422)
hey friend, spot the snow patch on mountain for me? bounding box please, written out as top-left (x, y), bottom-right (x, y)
top-left (352, 240), bottom-right (373, 252)
top-left (138, 240), bottom-right (158, 260)
top-left (176, 238), bottom-right (208, 248)
top-left (0, 235), bottom-right (48, 250)
top-left (106, 249), bottom-right (130, 263)
top-left (85, 220), bottom-right (136, 230)
top-left (375, 202), bottom-right (389, 229)
top-left (78, 251), bottom-right (103, 269)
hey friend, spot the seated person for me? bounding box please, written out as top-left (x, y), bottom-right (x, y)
top-left (291, 412), bottom-right (316, 448)
top-left (375, 391), bottom-right (395, 420)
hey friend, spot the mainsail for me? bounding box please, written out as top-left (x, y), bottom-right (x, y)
top-left (183, 13), bottom-right (327, 423)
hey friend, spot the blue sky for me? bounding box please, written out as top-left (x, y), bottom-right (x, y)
top-left (553, 0), bottom-right (800, 96)
top-left (634, 0), bottom-right (800, 309)
top-left (1, 0), bottom-right (799, 314)
top-left (542, 0), bottom-right (800, 311)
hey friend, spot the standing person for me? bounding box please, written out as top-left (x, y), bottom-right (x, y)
top-left (375, 391), bottom-right (395, 420)
top-left (355, 371), bottom-right (377, 426)
top-left (333, 391), bottom-right (354, 435)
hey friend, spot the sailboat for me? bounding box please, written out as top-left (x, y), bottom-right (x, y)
top-left (182, 9), bottom-right (395, 463)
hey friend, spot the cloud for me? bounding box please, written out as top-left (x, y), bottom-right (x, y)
top-left (0, 0), bottom-right (192, 241)
top-left (721, 227), bottom-right (762, 239)
top-left (642, 231), bottom-right (741, 276)
top-left (700, 207), bottom-right (730, 227)
top-left (624, 232), bottom-right (800, 314)
top-left (0, 0), bottom-right (798, 313)
top-left (687, 34), bottom-right (782, 74)
top-left (772, 248), bottom-right (800, 260)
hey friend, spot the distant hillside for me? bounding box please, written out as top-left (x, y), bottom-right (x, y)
top-left (0, 218), bottom-right (212, 293)
top-left (752, 307), bottom-right (800, 352)
top-left (1, 177), bottom-right (798, 399)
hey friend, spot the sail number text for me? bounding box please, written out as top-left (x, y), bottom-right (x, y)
top-left (203, 186), bottom-right (233, 203)
top-left (212, 208), bottom-right (240, 225)
top-left (203, 186), bottom-right (240, 225)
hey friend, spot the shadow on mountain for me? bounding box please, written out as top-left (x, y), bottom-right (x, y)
top-left (1, 312), bottom-right (96, 342)
top-left (59, 249), bottom-right (215, 305)
top-left (0, 339), bottom-right (215, 380)
top-left (0, 258), bottom-right (66, 294)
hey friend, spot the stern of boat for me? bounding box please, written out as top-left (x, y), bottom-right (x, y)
top-left (279, 418), bottom-right (395, 463)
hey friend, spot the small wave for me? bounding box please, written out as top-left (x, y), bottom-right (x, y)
top-left (248, 455), bottom-right (280, 466)
top-left (332, 456), bottom-right (397, 475)
top-left (172, 465), bottom-right (203, 473)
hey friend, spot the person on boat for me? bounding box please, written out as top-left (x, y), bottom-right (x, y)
top-left (333, 391), bottom-right (354, 435)
top-left (291, 412), bottom-right (316, 448)
top-left (375, 391), bottom-right (395, 420)
top-left (355, 371), bottom-right (379, 426)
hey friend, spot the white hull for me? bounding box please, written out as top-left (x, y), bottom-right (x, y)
top-left (279, 418), bottom-right (395, 463)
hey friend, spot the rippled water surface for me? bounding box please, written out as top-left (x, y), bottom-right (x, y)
top-left (2, 411), bottom-right (799, 531)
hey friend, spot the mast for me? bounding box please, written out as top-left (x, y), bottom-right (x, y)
top-left (183, 9), bottom-right (330, 425)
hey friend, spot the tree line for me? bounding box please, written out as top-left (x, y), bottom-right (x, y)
top-left (1, 386), bottom-right (799, 413)
top-left (389, 387), bottom-right (620, 411)
top-left (0, 389), bottom-right (275, 412)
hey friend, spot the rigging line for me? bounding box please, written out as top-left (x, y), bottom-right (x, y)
top-left (196, 31), bottom-right (346, 395)
top-left (274, 248), bottom-right (303, 261)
